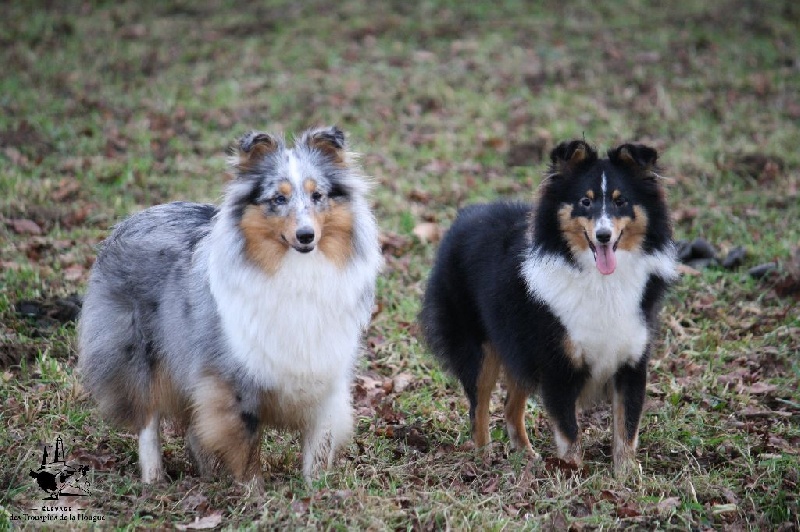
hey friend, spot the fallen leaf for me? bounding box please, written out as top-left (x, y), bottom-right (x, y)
top-left (407, 188), bottom-right (431, 204)
top-left (392, 372), bottom-right (414, 393)
top-left (52, 177), bottom-right (82, 202)
top-left (291, 497), bottom-right (311, 514)
top-left (181, 494), bottom-right (209, 513)
top-left (64, 264), bottom-right (86, 282)
top-left (745, 382), bottom-right (777, 395)
top-left (9, 218), bottom-right (43, 235)
top-left (379, 231), bottom-right (411, 257)
top-left (175, 512), bottom-right (223, 530)
top-left (616, 503), bottom-right (641, 518)
top-left (412, 222), bottom-right (442, 243)
top-left (68, 447), bottom-right (117, 471)
top-left (653, 496), bottom-right (681, 515)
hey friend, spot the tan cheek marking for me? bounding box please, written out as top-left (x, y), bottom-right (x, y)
top-left (278, 182), bottom-right (292, 196)
top-left (615, 205), bottom-right (648, 251)
top-left (304, 178), bottom-right (317, 194)
top-left (558, 204), bottom-right (593, 253)
top-left (317, 201), bottom-right (354, 268)
top-left (240, 205), bottom-right (292, 275)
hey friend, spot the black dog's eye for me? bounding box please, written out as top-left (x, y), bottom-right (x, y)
top-left (580, 197), bottom-right (592, 208)
top-left (272, 195), bottom-right (287, 206)
top-left (311, 191), bottom-right (323, 203)
top-left (614, 197), bottom-right (627, 207)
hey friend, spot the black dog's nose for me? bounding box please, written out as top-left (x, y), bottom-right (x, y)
top-left (296, 226), bottom-right (315, 245)
top-left (595, 227), bottom-right (612, 244)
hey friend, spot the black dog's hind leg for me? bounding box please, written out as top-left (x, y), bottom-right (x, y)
top-left (470, 344), bottom-right (500, 449)
top-left (446, 336), bottom-right (494, 449)
top-left (612, 356), bottom-right (648, 477)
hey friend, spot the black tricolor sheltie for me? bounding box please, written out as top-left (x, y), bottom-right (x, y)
top-left (421, 140), bottom-right (677, 475)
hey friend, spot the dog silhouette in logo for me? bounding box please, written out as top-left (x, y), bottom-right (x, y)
top-left (30, 437), bottom-right (90, 499)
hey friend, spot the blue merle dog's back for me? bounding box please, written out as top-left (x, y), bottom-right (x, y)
top-left (78, 202), bottom-right (218, 429)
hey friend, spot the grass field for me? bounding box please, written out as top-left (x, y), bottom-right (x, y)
top-left (1, 1), bottom-right (798, 529)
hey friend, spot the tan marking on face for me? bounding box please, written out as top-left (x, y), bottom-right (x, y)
top-left (472, 343), bottom-right (501, 448)
top-left (240, 205), bottom-right (293, 275)
top-left (612, 190), bottom-right (621, 200)
top-left (585, 190), bottom-right (595, 200)
top-left (191, 373), bottom-right (263, 481)
top-left (504, 375), bottom-right (536, 456)
top-left (558, 204), bottom-right (594, 254)
top-left (303, 178), bottom-right (317, 194)
top-left (278, 181), bottom-right (293, 197)
top-left (614, 205), bottom-right (648, 251)
top-left (316, 201), bottom-right (354, 268)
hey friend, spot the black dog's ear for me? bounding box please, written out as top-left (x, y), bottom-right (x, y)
top-left (548, 140), bottom-right (597, 176)
top-left (302, 126), bottom-right (347, 164)
top-left (235, 131), bottom-right (280, 172)
top-left (608, 144), bottom-right (658, 175)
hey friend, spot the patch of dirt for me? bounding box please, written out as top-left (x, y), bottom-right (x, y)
top-left (0, 120), bottom-right (54, 161)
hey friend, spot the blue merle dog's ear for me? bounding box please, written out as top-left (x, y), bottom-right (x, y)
top-left (608, 144), bottom-right (659, 178)
top-left (235, 131), bottom-right (279, 172)
top-left (548, 140), bottom-right (597, 177)
top-left (302, 126), bottom-right (347, 165)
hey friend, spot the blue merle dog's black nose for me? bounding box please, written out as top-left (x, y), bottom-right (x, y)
top-left (296, 226), bottom-right (315, 245)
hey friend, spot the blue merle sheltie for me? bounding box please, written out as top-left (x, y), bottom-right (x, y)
top-left (78, 126), bottom-right (382, 485)
top-left (421, 140), bottom-right (677, 475)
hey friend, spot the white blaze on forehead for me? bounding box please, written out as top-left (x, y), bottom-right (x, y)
top-left (286, 150), bottom-right (312, 225)
top-left (287, 149), bottom-right (304, 190)
top-left (601, 171), bottom-right (608, 215)
top-left (594, 171), bottom-right (613, 237)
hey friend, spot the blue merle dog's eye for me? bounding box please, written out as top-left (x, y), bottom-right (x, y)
top-left (311, 191), bottom-right (323, 203)
top-left (272, 195), bottom-right (287, 206)
top-left (614, 196), bottom-right (627, 207)
top-left (580, 197), bottom-right (592, 208)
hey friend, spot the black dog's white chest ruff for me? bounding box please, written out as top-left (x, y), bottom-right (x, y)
top-left (521, 247), bottom-right (676, 383)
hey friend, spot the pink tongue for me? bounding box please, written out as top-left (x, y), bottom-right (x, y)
top-left (595, 244), bottom-right (617, 275)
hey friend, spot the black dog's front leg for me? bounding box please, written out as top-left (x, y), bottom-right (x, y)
top-left (542, 370), bottom-right (587, 466)
top-left (612, 355), bottom-right (648, 477)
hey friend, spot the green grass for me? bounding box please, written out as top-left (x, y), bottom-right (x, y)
top-left (1, 0), bottom-right (798, 529)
